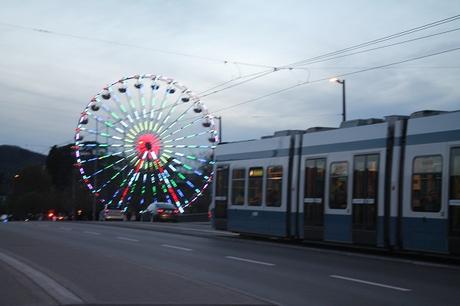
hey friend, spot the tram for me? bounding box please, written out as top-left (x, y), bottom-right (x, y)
top-left (210, 110), bottom-right (460, 255)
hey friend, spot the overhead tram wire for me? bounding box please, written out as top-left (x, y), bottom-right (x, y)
top-left (208, 46), bottom-right (460, 115)
top-left (194, 14), bottom-right (460, 99)
top-left (195, 26), bottom-right (460, 98)
top-left (296, 27), bottom-right (460, 67)
top-left (288, 14), bottom-right (460, 67)
top-left (0, 21), bottom-right (297, 71)
top-left (1, 15), bottom-right (459, 101)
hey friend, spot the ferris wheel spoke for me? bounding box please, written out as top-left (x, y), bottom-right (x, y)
top-left (168, 165), bottom-right (205, 197)
top-left (161, 148), bottom-right (213, 165)
top-left (162, 130), bottom-right (212, 144)
top-left (84, 111), bottom-right (127, 136)
top-left (160, 115), bottom-right (209, 140)
top-left (78, 127), bottom-right (127, 142)
top-left (157, 102), bottom-right (198, 138)
top-left (108, 83), bottom-right (131, 121)
top-left (161, 154), bottom-right (212, 180)
top-left (110, 168), bottom-right (135, 206)
top-left (92, 95), bottom-right (128, 129)
top-left (81, 151), bottom-right (136, 177)
top-left (152, 159), bottom-right (184, 208)
top-left (162, 144), bottom-right (217, 149)
top-left (95, 164), bottom-right (130, 193)
top-left (154, 91), bottom-right (185, 133)
top-left (119, 87), bottom-right (140, 124)
top-left (117, 153), bottom-right (149, 204)
top-left (75, 145), bottom-right (134, 163)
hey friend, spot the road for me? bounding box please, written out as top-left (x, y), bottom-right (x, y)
top-left (1, 221), bottom-right (459, 306)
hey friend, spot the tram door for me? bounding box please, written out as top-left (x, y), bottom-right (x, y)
top-left (449, 148), bottom-right (460, 254)
top-left (352, 154), bottom-right (379, 245)
top-left (214, 164), bottom-right (229, 230)
top-left (304, 158), bottom-right (326, 240)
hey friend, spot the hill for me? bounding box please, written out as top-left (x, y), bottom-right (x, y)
top-left (0, 145), bottom-right (46, 193)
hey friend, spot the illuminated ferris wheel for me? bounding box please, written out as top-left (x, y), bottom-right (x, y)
top-left (73, 74), bottom-right (218, 212)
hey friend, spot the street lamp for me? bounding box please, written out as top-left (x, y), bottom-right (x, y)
top-left (214, 116), bottom-right (222, 144)
top-left (329, 78), bottom-right (346, 123)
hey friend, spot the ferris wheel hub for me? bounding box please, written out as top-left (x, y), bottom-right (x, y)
top-left (136, 133), bottom-right (160, 158)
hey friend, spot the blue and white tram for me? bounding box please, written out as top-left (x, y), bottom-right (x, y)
top-left (210, 110), bottom-right (460, 255)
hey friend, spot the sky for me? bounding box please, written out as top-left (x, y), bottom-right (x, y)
top-left (0, 0), bottom-right (459, 154)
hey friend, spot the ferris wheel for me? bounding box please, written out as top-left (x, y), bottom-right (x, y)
top-left (73, 74), bottom-right (218, 213)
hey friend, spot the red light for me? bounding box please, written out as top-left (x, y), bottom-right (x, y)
top-left (173, 209), bottom-right (179, 214)
top-left (208, 210), bottom-right (212, 220)
top-left (48, 213), bottom-right (54, 218)
top-left (157, 208), bottom-right (165, 213)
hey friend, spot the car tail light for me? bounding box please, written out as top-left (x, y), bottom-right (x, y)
top-left (173, 209), bottom-right (179, 214)
top-left (157, 208), bottom-right (165, 213)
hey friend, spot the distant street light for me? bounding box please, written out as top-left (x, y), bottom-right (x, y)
top-left (330, 78), bottom-right (346, 123)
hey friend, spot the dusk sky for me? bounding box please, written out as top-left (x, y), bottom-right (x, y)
top-left (0, 0), bottom-right (459, 154)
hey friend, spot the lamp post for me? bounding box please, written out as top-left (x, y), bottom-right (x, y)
top-left (214, 116), bottom-right (222, 143)
top-left (330, 78), bottom-right (346, 123)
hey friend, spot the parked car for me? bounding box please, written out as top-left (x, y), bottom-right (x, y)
top-left (140, 202), bottom-right (179, 222)
top-left (99, 206), bottom-right (124, 221)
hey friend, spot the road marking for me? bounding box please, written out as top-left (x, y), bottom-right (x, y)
top-left (143, 224), bottom-right (238, 236)
top-left (84, 231), bottom-right (100, 235)
top-left (225, 256), bottom-right (275, 266)
top-left (330, 275), bottom-right (411, 291)
top-left (117, 236), bottom-right (139, 242)
top-left (162, 244), bottom-right (192, 251)
top-left (0, 251), bottom-right (83, 304)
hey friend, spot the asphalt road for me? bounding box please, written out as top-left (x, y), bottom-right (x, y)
top-left (1, 221), bottom-right (459, 306)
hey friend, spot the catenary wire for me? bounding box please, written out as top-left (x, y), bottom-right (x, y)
top-left (209, 46), bottom-right (460, 115)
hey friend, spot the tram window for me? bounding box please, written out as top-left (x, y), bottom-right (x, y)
top-left (353, 156), bottom-right (366, 198)
top-left (412, 155), bottom-right (442, 212)
top-left (450, 148), bottom-right (460, 200)
top-left (248, 167), bottom-right (263, 206)
top-left (304, 159), bottom-right (326, 198)
top-left (266, 166), bottom-right (283, 207)
top-left (215, 165), bottom-right (229, 197)
top-left (353, 154), bottom-right (379, 199)
top-left (231, 168), bottom-right (246, 205)
top-left (329, 162), bottom-right (348, 209)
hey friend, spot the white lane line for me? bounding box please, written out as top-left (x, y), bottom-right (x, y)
top-left (83, 231), bottom-right (100, 235)
top-left (330, 275), bottom-right (411, 292)
top-left (168, 226), bottom-right (238, 235)
top-left (144, 224), bottom-right (238, 236)
top-left (161, 244), bottom-right (193, 251)
top-left (225, 256), bottom-right (275, 266)
top-left (0, 251), bottom-right (83, 304)
top-left (117, 236), bottom-right (139, 242)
